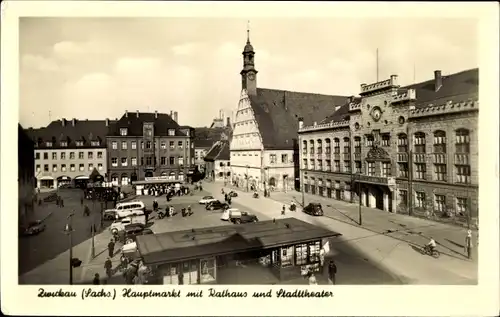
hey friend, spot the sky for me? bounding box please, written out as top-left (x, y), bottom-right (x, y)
top-left (19, 17), bottom-right (478, 128)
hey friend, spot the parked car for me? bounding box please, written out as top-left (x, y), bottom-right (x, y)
top-left (20, 220), bottom-right (46, 236)
top-left (228, 191), bottom-right (238, 198)
top-left (206, 200), bottom-right (229, 211)
top-left (221, 209), bottom-right (258, 224)
top-left (102, 209), bottom-right (116, 220)
top-left (110, 214), bottom-right (146, 235)
top-left (199, 195), bottom-right (217, 204)
top-left (303, 203), bottom-right (324, 216)
top-left (124, 224), bottom-right (153, 243)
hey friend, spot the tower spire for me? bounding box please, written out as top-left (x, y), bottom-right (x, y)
top-left (247, 20), bottom-right (250, 44)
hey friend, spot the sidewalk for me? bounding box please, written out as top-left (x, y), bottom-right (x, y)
top-left (220, 183), bottom-right (478, 263)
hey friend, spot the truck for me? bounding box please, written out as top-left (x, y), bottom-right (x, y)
top-left (110, 214), bottom-right (146, 235)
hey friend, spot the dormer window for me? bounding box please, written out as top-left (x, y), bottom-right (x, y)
top-left (120, 128), bottom-right (128, 136)
top-left (91, 141), bottom-right (100, 146)
top-left (45, 141), bottom-right (53, 147)
top-left (60, 141), bottom-right (68, 147)
top-left (76, 141), bottom-right (84, 147)
top-left (168, 129), bottom-right (175, 136)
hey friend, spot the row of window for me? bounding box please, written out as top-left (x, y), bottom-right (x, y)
top-left (234, 119), bottom-right (255, 127)
top-left (400, 190), bottom-right (470, 216)
top-left (302, 129), bottom-right (471, 155)
top-left (231, 152), bottom-right (292, 164)
top-left (303, 160), bottom-right (471, 184)
top-left (111, 140), bottom-right (191, 150)
top-left (233, 133), bottom-right (259, 139)
top-left (36, 163), bottom-right (103, 173)
top-left (119, 127), bottom-right (177, 137)
top-left (37, 140), bottom-right (101, 148)
top-left (110, 156), bottom-right (193, 167)
top-left (36, 151), bottom-right (104, 160)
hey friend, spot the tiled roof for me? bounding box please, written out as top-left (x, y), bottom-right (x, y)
top-left (405, 68), bottom-right (478, 108)
top-left (322, 68), bottom-right (479, 124)
top-left (203, 140), bottom-right (230, 162)
top-left (249, 88), bottom-right (348, 150)
top-left (136, 218), bottom-right (341, 265)
top-left (107, 111), bottom-right (186, 137)
top-left (25, 119), bottom-right (110, 149)
top-left (194, 127), bottom-right (232, 149)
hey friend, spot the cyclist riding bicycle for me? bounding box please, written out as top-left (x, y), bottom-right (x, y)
top-left (426, 237), bottom-right (437, 253)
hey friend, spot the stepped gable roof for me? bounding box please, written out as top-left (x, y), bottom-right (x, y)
top-left (405, 68), bottom-right (478, 109)
top-left (248, 88), bottom-right (348, 150)
top-left (203, 140), bottom-right (230, 162)
top-left (108, 112), bottom-right (186, 137)
top-left (25, 119), bottom-right (110, 149)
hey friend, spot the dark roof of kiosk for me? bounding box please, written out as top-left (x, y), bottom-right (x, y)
top-left (136, 217), bottom-right (341, 265)
top-left (249, 88), bottom-right (348, 150)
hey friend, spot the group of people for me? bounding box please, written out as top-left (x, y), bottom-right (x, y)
top-left (140, 184), bottom-right (191, 198)
top-left (305, 260), bottom-right (338, 285)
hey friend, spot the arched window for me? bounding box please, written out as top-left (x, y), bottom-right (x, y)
top-left (302, 140), bottom-right (307, 154)
top-left (309, 140), bottom-right (315, 154)
top-left (414, 132), bottom-right (426, 153)
top-left (366, 135), bottom-right (374, 147)
top-left (433, 131), bottom-right (446, 153)
top-left (316, 139), bottom-right (323, 154)
top-left (343, 137), bottom-right (350, 154)
top-left (333, 138), bottom-right (340, 153)
top-left (325, 138), bottom-right (331, 154)
top-left (354, 137), bottom-right (361, 153)
top-left (397, 134), bottom-right (408, 153)
top-left (455, 129), bottom-right (470, 153)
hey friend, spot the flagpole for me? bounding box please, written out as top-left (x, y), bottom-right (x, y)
top-left (376, 48), bottom-right (379, 82)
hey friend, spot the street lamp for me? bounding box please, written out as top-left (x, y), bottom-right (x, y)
top-left (246, 165), bottom-right (250, 192)
top-left (63, 212), bottom-right (75, 285)
top-left (358, 173), bottom-right (362, 226)
top-left (301, 171), bottom-right (307, 208)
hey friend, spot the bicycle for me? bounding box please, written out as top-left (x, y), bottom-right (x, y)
top-left (422, 244), bottom-right (440, 258)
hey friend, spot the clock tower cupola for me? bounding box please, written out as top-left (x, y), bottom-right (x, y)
top-left (240, 21), bottom-right (258, 96)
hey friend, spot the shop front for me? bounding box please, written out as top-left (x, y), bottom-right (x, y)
top-left (57, 176), bottom-right (72, 187)
top-left (136, 218), bottom-right (340, 285)
top-left (74, 175), bottom-right (90, 189)
top-left (39, 176), bottom-right (54, 189)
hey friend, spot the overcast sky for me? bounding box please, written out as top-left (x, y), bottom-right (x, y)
top-left (19, 17), bottom-right (478, 128)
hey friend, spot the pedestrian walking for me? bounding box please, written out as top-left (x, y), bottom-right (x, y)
top-left (104, 257), bottom-right (113, 279)
top-left (108, 239), bottom-right (115, 257)
top-left (227, 196), bottom-right (232, 205)
top-left (81, 197), bottom-right (84, 206)
top-left (61, 199), bottom-right (64, 207)
top-left (281, 205), bottom-right (286, 215)
top-left (328, 260), bottom-right (337, 285)
top-left (319, 248), bottom-right (325, 266)
top-left (92, 273), bottom-right (100, 285)
top-left (465, 229), bottom-right (473, 259)
top-left (120, 253), bottom-right (129, 272)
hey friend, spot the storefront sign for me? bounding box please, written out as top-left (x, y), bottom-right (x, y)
top-left (145, 176), bottom-right (169, 181)
top-left (356, 175), bottom-right (389, 185)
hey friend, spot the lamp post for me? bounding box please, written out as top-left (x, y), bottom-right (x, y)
top-left (64, 212), bottom-right (75, 285)
top-left (358, 173), bottom-right (362, 226)
top-left (246, 165), bottom-right (250, 192)
top-left (301, 171), bottom-right (307, 207)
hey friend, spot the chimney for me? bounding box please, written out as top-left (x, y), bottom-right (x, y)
top-left (72, 118), bottom-right (76, 126)
top-left (105, 118), bottom-right (109, 126)
top-left (298, 117), bottom-right (304, 130)
top-left (125, 110), bottom-right (128, 118)
top-left (155, 110), bottom-right (158, 119)
top-left (226, 117), bottom-right (231, 127)
top-left (390, 74), bottom-right (398, 86)
top-left (170, 110), bottom-right (173, 118)
top-left (173, 111), bottom-right (178, 122)
top-left (61, 119), bottom-right (66, 127)
top-left (434, 70), bottom-right (442, 92)
top-left (136, 110), bottom-right (139, 118)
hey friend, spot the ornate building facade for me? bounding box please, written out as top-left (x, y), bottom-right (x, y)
top-left (298, 69), bottom-right (478, 225)
top-left (230, 30), bottom-right (347, 192)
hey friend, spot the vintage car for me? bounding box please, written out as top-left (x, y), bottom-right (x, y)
top-left (205, 200), bottom-right (229, 211)
top-left (198, 196), bottom-right (217, 205)
top-left (228, 191), bottom-right (238, 198)
top-left (20, 220), bottom-right (46, 237)
top-left (124, 224), bottom-right (153, 244)
top-left (303, 203), bottom-right (324, 216)
top-left (221, 209), bottom-right (258, 224)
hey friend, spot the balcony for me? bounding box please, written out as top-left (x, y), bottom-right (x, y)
top-left (397, 153), bottom-right (408, 162)
top-left (455, 153), bottom-right (470, 165)
top-left (432, 153), bottom-right (447, 164)
top-left (413, 153), bottom-right (426, 163)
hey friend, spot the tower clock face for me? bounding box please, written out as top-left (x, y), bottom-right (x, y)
top-left (248, 73), bottom-right (255, 81)
top-left (371, 107), bottom-right (382, 121)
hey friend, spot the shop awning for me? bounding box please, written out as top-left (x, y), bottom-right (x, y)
top-left (57, 176), bottom-right (72, 181)
top-left (39, 176), bottom-right (54, 180)
top-left (136, 218), bottom-right (341, 265)
top-left (75, 176), bottom-right (90, 180)
top-left (132, 179), bottom-right (179, 185)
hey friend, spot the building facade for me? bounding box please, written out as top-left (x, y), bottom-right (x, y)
top-left (193, 123), bottom-right (232, 173)
top-left (298, 69), bottom-right (478, 225)
top-left (26, 119), bottom-right (109, 189)
top-left (204, 140), bottom-right (230, 183)
top-left (230, 31), bottom-right (347, 192)
top-left (19, 124), bottom-right (35, 223)
top-left (106, 111), bottom-right (195, 185)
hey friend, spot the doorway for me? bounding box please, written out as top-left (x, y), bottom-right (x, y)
top-left (373, 186), bottom-right (384, 210)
